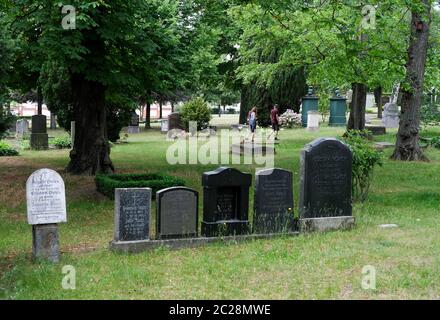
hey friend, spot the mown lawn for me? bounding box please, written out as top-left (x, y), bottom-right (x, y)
top-left (0, 124), bottom-right (440, 299)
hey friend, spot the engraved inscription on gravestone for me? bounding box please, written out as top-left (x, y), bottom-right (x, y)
top-left (26, 169), bottom-right (67, 225)
top-left (201, 167), bottom-right (252, 237)
top-left (254, 168), bottom-right (294, 233)
top-left (216, 187), bottom-right (238, 221)
top-left (299, 138), bottom-right (352, 218)
top-left (114, 188), bottom-right (151, 242)
top-left (156, 187), bottom-right (198, 239)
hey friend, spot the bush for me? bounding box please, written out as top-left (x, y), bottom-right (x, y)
top-left (0, 110), bottom-right (16, 140)
top-left (279, 109), bottom-right (302, 128)
top-left (227, 108), bottom-right (236, 114)
top-left (96, 173), bottom-right (185, 199)
top-left (0, 141), bottom-right (19, 156)
top-left (180, 97), bottom-right (212, 131)
top-left (421, 104), bottom-right (440, 127)
top-left (52, 136), bottom-right (72, 149)
top-left (431, 136), bottom-right (440, 149)
top-left (342, 130), bottom-right (383, 202)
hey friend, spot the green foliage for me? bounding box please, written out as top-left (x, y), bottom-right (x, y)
top-left (0, 110), bottom-right (15, 140)
top-left (180, 97), bottom-right (212, 130)
top-left (421, 103), bottom-right (440, 127)
top-left (431, 136), bottom-right (440, 149)
top-left (95, 173), bottom-right (185, 199)
top-left (0, 141), bottom-right (19, 156)
top-left (52, 136), bottom-right (71, 149)
top-left (342, 130), bottom-right (383, 202)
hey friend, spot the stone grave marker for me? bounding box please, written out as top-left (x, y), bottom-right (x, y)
top-left (26, 168), bottom-right (67, 262)
top-left (201, 167), bottom-right (252, 237)
top-left (127, 112), bottom-right (140, 134)
top-left (156, 187), bottom-right (198, 239)
top-left (298, 138), bottom-right (354, 232)
top-left (254, 168), bottom-right (295, 234)
top-left (30, 115), bottom-right (48, 150)
top-left (16, 119), bottom-right (29, 139)
top-left (114, 188), bottom-right (151, 242)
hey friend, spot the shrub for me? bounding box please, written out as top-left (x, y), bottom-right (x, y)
top-left (0, 141), bottom-right (19, 156)
top-left (279, 109), bottom-right (302, 128)
top-left (342, 130), bottom-right (383, 202)
top-left (96, 173), bottom-right (185, 199)
top-left (180, 97), bottom-right (212, 131)
top-left (0, 110), bottom-right (16, 140)
top-left (52, 135), bottom-right (72, 149)
top-left (421, 104), bottom-right (440, 127)
top-left (431, 136), bottom-right (440, 149)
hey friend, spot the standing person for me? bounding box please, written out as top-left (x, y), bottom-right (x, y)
top-left (246, 106), bottom-right (258, 142)
top-left (268, 104), bottom-right (280, 141)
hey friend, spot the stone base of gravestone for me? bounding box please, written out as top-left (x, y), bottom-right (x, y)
top-left (110, 232), bottom-right (299, 253)
top-left (365, 125), bottom-right (386, 136)
top-left (32, 224), bottom-right (60, 263)
top-left (201, 221), bottom-right (250, 237)
top-left (231, 143), bottom-right (275, 156)
top-left (253, 214), bottom-right (296, 234)
top-left (30, 133), bottom-right (49, 150)
top-left (127, 126), bottom-right (140, 134)
top-left (299, 216), bottom-right (355, 233)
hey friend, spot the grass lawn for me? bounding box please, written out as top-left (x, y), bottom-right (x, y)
top-left (1, 124), bottom-right (440, 299)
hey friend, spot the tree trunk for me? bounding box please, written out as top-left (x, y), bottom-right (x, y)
top-left (171, 102), bottom-right (174, 113)
top-left (159, 100), bottom-right (163, 119)
top-left (374, 86), bottom-right (383, 119)
top-left (37, 86), bottom-right (43, 115)
top-left (67, 74), bottom-right (114, 175)
top-left (391, 1), bottom-right (431, 161)
top-left (145, 101), bottom-right (151, 129)
top-left (347, 83), bottom-right (367, 130)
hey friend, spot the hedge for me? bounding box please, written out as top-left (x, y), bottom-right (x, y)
top-left (95, 173), bottom-right (185, 199)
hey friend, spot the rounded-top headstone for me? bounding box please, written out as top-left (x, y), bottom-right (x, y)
top-left (26, 169), bottom-right (67, 225)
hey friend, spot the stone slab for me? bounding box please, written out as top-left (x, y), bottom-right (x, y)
top-left (299, 216), bottom-right (355, 233)
top-left (110, 232), bottom-right (300, 253)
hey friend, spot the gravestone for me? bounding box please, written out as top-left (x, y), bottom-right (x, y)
top-left (254, 168), bottom-right (294, 234)
top-left (30, 115), bottom-right (49, 150)
top-left (127, 112), bottom-right (140, 134)
top-left (70, 121), bottom-right (75, 148)
top-left (201, 167), bottom-right (252, 237)
top-left (156, 187), bottom-right (198, 239)
top-left (26, 169), bottom-right (67, 262)
top-left (307, 110), bottom-right (320, 132)
top-left (114, 188), bottom-right (151, 242)
top-left (382, 103), bottom-right (399, 128)
top-left (168, 113), bottom-right (182, 131)
top-left (299, 138), bottom-right (355, 232)
top-left (16, 119), bottom-right (29, 139)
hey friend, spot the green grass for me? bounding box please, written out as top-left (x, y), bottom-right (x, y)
top-left (1, 125), bottom-right (440, 299)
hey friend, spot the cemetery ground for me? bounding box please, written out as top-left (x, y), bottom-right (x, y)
top-left (1, 119), bottom-right (440, 299)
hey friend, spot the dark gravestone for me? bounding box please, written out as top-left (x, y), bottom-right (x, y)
top-left (30, 115), bottom-right (49, 150)
top-left (201, 167), bottom-right (252, 237)
top-left (254, 168), bottom-right (294, 234)
top-left (299, 138), bottom-right (354, 232)
top-left (114, 188), bottom-right (151, 242)
top-left (168, 112), bottom-right (182, 131)
top-left (156, 187), bottom-right (198, 239)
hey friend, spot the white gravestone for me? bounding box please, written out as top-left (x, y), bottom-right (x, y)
top-left (26, 169), bottom-right (67, 225)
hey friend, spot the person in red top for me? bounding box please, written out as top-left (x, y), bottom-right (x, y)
top-left (268, 104), bottom-right (280, 141)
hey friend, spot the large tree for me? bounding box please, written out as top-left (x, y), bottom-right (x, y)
top-left (391, 0), bottom-right (433, 161)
